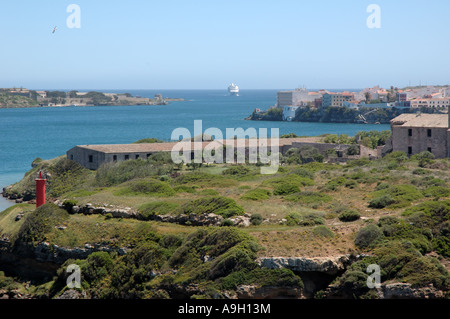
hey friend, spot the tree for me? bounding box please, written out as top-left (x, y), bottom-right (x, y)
top-left (364, 92), bottom-right (372, 103)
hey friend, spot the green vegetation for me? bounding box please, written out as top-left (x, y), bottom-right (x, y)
top-left (285, 212), bottom-right (325, 226)
top-left (338, 210), bottom-right (361, 222)
top-left (133, 138), bottom-right (164, 144)
top-left (178, 196), bottom-right (245, 218)
top-left (138, 201), bottom-right (179, 220)
top-left (1, 143), bottom-right (449, 299)
top-left (369, 185), bottom-right (423, 208)
top-left (354, 224), bottom-right (384, 249)
top-left (240, 188), bottom-right (271, 201)
top-left (114, 179), bottom-right (176, 197)
top-left (285, 191), bottom-right (332, 205)
top-left (13, 203), bottom-right (69, 245)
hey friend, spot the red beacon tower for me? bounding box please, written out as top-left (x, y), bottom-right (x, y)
top-left (35, 171), bottom-right (46, 208)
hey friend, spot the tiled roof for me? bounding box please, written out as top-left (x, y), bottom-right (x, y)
top-left (73, 137), bottom-right (323, 154)
top-left (390, 113), bottom-right (448, 128)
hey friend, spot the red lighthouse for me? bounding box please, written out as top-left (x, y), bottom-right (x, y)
top-left (36, 171), bottom-right (46, 208)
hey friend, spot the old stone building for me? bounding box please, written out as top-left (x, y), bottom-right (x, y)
top-left (66, 137), bottom-right (368, 170)
top-left (390, 113), bottom-right (449, 158)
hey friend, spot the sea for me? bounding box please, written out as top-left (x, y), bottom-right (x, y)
top-left (0, 89), bottom-right (390, 212)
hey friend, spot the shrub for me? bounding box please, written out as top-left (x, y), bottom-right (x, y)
top-left (180, 196), bottom-right (245, 218)
top-left (375, 182), bottom-right (390, 191)
top-left (15, 203), bottom-right (69, 244)
top-left (81, 251), bottom-right (114, 285)
top-left (138, 201), bottom-right (179, 220)
top-left (173, 172), bottom-right (218, 184)
top-left (198, 189), bottom-right (220, 196)
top-left (221, 219), bottom-right (234, 227)
top-left (338, 210), bottom-right (361, 222)
top-left (369, 185), bottom-right (423, 208)
top-left (346, 145), bottom-right (360, 156)
top-left (354, 224), bottom-right (384, 249)
top-left (412, 168), bottom-right (429, 175)
top-left (240, 188), bottom-right (271, 201)
top-left (148, 152), bottom-right (174, 165)
top-left (312, 225), bottom-right (334, 237)
top-left (173, 185), bottom-right (196, 193)
top-left (220, 268), bottom-right (303, 290)
top-left (283, 146), bottom-right (324, 164)
top-left (291, 167), bottom-right (315, 180)
top-left (250, 214), bottom-right (263, 226)
top-left (285, 212), bottom-right (325, 226)
top-left (222, 166), bottom-right (251, 177)
top-left (412, 151), bottom-right (435, 167)
top-left (115, 179), bottom-right (175, 197)
top-left (273, 183), bottom-right (300, 196)
top-left (95, 159), bottom-right (159, 187)
top-left (423, 186), bottom-right (450, 198)
top-left (133, 138), bottom-right (163, 144)
top-left (368, 194), bottom-right (395, 209)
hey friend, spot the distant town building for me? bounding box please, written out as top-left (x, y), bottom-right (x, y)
top-left (322, 92), bottom-right (355, 107)
top-left (410, 97), bottom-right (450, 109)
top-left (390, 113), bottom-right (449, 158)
top-left (282, 106), bottom-right (300, 121)
top-left (277, 88), bottom-right (324, 107)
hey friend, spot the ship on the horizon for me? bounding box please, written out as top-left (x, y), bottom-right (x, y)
top-left (228, 83), bottom-right (239, 96)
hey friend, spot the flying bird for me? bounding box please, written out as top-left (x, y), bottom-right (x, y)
top-left (52, 26), bottom-right (57, 34)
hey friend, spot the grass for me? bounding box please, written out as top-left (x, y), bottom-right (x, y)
top-left (3, 153), bottom-right (449, 268)
top-left (0, 204), bottom-right (35, 239)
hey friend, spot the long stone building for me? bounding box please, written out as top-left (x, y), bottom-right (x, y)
top-left (390, 112), bottom-right (449, 158)
top-left (67, 137), bottom-right (368, 170)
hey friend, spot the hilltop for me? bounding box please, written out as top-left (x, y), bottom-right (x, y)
top-left (0, 145), bottom-right (449, 299)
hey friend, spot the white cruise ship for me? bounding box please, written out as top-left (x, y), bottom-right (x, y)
top-left (228, 83), bottom-right (239, 96)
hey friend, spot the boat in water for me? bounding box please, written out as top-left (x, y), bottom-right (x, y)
top-left (228, 83), bottom-right (239, 96)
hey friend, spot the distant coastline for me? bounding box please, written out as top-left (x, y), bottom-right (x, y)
top-left (0, 88), bottom-right (185, 108)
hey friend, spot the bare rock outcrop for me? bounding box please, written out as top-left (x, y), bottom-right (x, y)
top-left (257, 255), bottom-right (364, 275)
top-left (381, 283), bottom-right (445, 299)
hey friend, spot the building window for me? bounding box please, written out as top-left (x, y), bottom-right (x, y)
top-left (88, 155), bottom-right (93, 163)
top-left (113, 155), bottom-right (117, 162)
top-left (408, 129), bottom-right (412, 137)
top-left (147, 153), bottom-right (151, 158)
top-left (135, 154), bottom-right (140, 159)
top-left (125, 155), bottom-right (129, 160)
top-left (427, 147), bottom-right (432, 153)
top-left (427, 129), bottom-right (432, 137)
top-left (70, 154), bottom-right (74, 160)
top-left (408, 146), bottom-right (412, 155)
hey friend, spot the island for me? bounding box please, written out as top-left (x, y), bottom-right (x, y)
top-left (0, 88), bottom-right (185, 108)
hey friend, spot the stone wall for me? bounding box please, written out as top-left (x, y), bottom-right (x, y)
top-left (392, 126), bottom-right (448, 158)
top-left (66, 147), bottom-right (105, 170)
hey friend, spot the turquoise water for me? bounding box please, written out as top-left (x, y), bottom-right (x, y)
top-left (0, 89), bottom-right (389, 211)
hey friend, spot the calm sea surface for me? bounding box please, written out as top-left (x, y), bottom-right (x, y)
top-left (0, 89), bottom-right (389, 211)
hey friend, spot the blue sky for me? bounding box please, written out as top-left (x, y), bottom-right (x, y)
top-left (0, 0), bottom-right (449, 90)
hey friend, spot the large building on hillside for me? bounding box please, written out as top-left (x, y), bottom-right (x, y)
top-left (390, 112), bottom-right (449, 158)
top-left (66, 137), bottom-right (372, 170)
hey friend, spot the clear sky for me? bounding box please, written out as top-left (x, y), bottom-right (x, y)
top-left (0, 0), bottom-right (449, 90)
